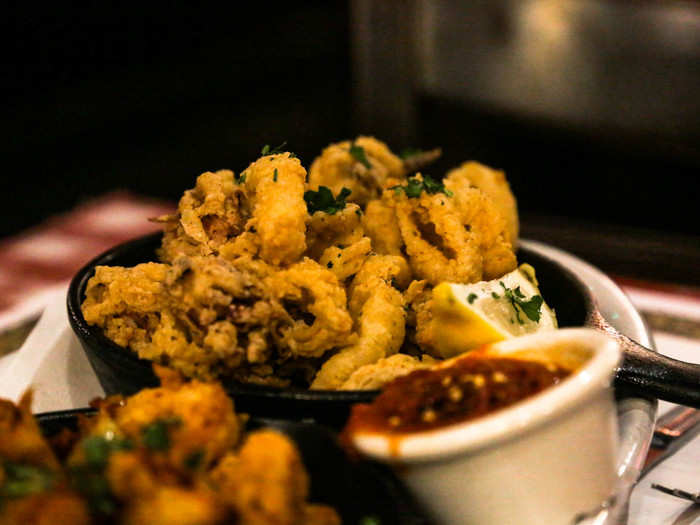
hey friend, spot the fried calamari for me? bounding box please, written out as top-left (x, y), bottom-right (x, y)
top-left (82, 140), bottom-right (520, 390)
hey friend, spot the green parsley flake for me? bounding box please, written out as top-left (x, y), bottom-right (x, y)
top-left (273, 168), bottom-right (278, 182)
top-left (235, 173), bottom-right (247, 184)
top-left (499, 282), bottom-right (544, 324)
top-left (390, 175), bottom-right (453, 198)
top-left (467, 293), bottom-right (478, 304)
top-left (184, 450), bottom-right (205, 471)
top-left (1, 463), bottom-right (54, 499)
top-left (261, 141), bottom-right (288, 156)
top-left (304, 186), bottom-right (352, 215)
top-left (349, 143), bottom-right (371, 169)
top-left (142, 417), bottom-right (181, 451)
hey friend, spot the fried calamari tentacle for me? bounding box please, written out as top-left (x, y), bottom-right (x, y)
top-left (445, 161), bottom-right (519, 246)
top-left (310, 255), bottom-right (409, 389)
top-left (307, 136), bottom-right (404, 207)
top-left (401, 147), bottom-right (442, 175)
top-left (157, 170), bottom-right (248, 262)
top-left (242, 152), bottom-right (308, 265)
top-left (362, 198), bottom-right (403, 256)
top-left (390, 182), bottom-right (483, 286)
top-left (444, 168), bottom-right (517, 280)
top-left (305, 203), bottom-right (364, 260)
top-left (339, 353), bottom-right (438, 390)
top-left (272, 258), bottom-right (354, 358)
top-left (81, 256), bottom-right (292, 380)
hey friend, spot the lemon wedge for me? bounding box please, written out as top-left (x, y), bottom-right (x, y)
top-left (431, 264), bottom-right (558, 358)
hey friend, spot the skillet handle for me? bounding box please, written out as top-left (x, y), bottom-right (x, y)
top-left (587, 309), bottom-right (700, 407)
top-left (615, 337), bottom-right (700, 408)
top-left (586, 308), bottom-right (700, 408)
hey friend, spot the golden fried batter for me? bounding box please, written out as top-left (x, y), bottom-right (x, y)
top-left (444, 168), bottom-right (517, 280)
top-left (114, 373), bottom-right (240, 475)
top-left (339, 353), bottom-right (438, 390)
top-left (446, 161), bottom-right (519, 246)
top-left (0, 371), bottom-right (339, 525)
top-left (361, 199), bottom-right (403, 256)
top-left (242, 152), bottom-right (308, 265)
top-left (82, 256), bottom-right (292, 380)
top-left (390, 181), bottom-right (484, 286)
top-left (307, 136), bottom-right (404, 207)
top-left (209, 430), bottom-right (310, 525)
top-left (272, 258), bottom-right (354, 358)
top-left (0, 392), bottom-right (60, 470)
top-left (157, 170), bottom-right (248, 263)
top-left (82, 140), bottom-right (523, 390)
top-left (305, 203), bottom-right (364, 261)
top-left (311, 255), bottom-right (409, 389)
top-left (318, 237), bottom-right (372, 282)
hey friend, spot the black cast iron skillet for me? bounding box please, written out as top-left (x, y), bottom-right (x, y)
top-left (36, 408), bottom-right (431, 525)
top-left (67, 232), bottom-right (700, 425)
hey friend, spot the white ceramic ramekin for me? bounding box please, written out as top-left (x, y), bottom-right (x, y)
top-left (349, 328), bottom-right (621, 525)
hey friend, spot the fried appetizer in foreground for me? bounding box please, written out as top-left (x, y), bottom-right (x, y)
top-left (0, 370), bottom-right (339, 525)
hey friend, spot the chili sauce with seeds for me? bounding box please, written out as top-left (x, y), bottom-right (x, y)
top-left (344, 356), bottom-right (570, 434)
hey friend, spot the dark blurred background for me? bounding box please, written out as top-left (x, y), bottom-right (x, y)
top-left (3, 1), bottom-right (699, 283)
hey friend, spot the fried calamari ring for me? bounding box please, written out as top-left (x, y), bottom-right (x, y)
top-left (339, 353), bottom-right (438, 390)
top-left (362, 198), bottom-right (403, 256)
top-left (305, 203), bottom-right (364, 260)
top-left (272, 258), bottom-right (354, 358)
top-left (241, 152), bottom-right (308, 266)
top-left (157, 170), bottom-right (248, 262)
top-left (310, 255), bottom-right (409, 389)
top-left (445, 161), bottom-right (519, 246)
top-left (307, 136), bottom-right (404, 207)
top-left (390, 181), bottom-right (483, 286)
top-left (444, 168), bottom-right (517, 280)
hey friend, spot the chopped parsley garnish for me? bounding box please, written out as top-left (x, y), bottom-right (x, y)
top-left (261, 141), bottom-right (288, 156)
top-left (82, 435), bottom-right (133, 468)
top-left (349, 143), bottom-right (371, 169)
top-left (304, 186), bottom-right (352, 215)
top-left (491, 292), bottom-right (500, 299)
top-left (273, 168), bottom-right (278, 182)
top-left (184, 450), bottom-right (205, 471)
top-left (399, 147), bottom-right (424, 159)
top-left (499, 282), bottom-right (544, 324)
top-left (1, 463), bottom-right (54, 499)
top-left (142, 417), bottom-right (181, 451)
top-left (235, 172), bottom-right (247, 184)
top-left (390, 175), bottom-right (453, 198)
top-left (68, 434), bottom-right (133, 516)
top-left (467, 293), bottom-right (478, 304)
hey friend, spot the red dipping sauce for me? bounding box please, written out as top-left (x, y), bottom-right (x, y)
top-left (344, 355), bottom-right (571, 436)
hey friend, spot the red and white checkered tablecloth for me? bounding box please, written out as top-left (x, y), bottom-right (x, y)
top-left (0, 192), bottom-right (174, 331)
